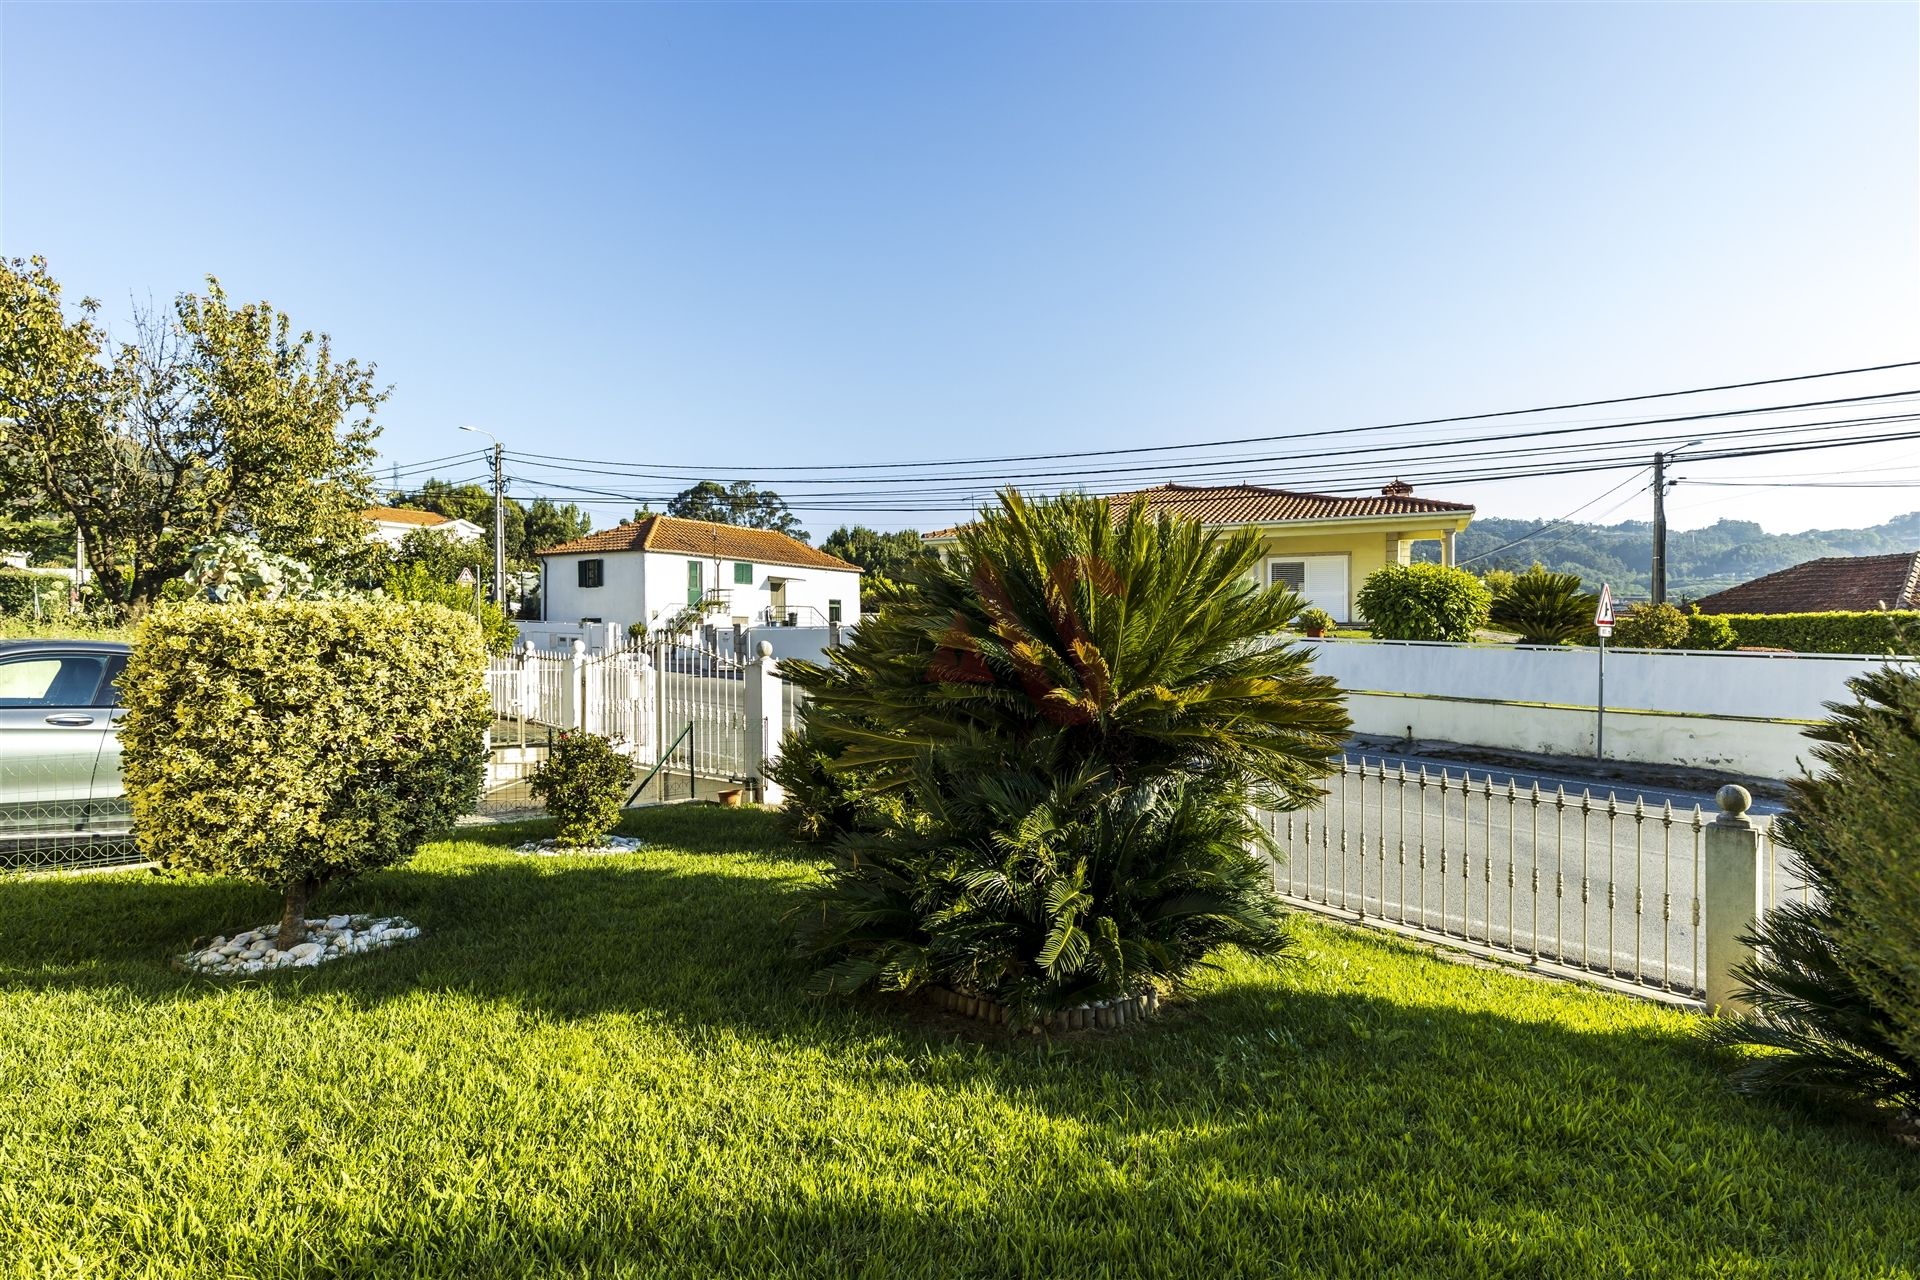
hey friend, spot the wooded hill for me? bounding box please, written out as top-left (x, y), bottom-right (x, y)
top-left (1433, 512), bottom-right (1920, 601)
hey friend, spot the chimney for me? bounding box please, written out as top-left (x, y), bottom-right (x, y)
top-left (1381, 478), bottom-right (1414, 497)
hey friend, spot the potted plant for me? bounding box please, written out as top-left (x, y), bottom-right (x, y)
top-left (1297, 607), bottom-right (1336, 638)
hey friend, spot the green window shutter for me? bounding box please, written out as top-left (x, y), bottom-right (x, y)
top-left (734, 561), bottom-right (752, 585)
top-left (687, 561), bottom-right (704, 606)
top-left (828, 599), bottom-right (842, 624)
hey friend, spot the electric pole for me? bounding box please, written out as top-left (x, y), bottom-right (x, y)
top-left (491, 442), bottom-right (506, 608)
top-left (1650, 452), bottom-right (1668, 607)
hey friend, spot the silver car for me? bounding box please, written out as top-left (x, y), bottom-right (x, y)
top-left (0, 640), bottom-right (132, 858)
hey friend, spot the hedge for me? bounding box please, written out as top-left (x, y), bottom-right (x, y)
top-left (119, 598), bottom-right (492, 948)
top-left (0, 569), bottom-right (71, 620)
top-left (1714, 611), bottom-right (1920, 656)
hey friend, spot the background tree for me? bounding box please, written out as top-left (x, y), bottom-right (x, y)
top-left (820, 525), bottom-right (927, 584)
top-left (1, 257), bottom-right (384, 616)
top-left (667, 480), bottom-right (807, 540)
top-left (522, 496), bottom-right (592, 557)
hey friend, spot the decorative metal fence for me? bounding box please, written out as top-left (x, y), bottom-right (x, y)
top-left (1258, 756), bottom-right (1816, 1001)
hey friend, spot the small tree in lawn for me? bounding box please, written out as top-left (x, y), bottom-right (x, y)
top-left (530, 732), bottom-right (632, 847)
top-left (119, 599), bottom-right (491, 949)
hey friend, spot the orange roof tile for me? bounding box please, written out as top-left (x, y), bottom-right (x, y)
top-left (921, 482), bottom-right (1474, 540)
top-left (362, 506), bottom-right (457, 527)
top-left (536, 516), bottom-right (861, 573)
top-left (1695, 552), bottom-right (1920, 614)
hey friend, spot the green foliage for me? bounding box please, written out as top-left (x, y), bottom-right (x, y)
top-left (820, 525), bottom-right (928, 581)
top-left (118, 599), bottom-right (489, 946)
top-left (529, 733), bottom-right (632, 848)
top-left (786, 488), bottom-right (1350, 1017)
top-left (0, 568), bottom-right (70, 621)
top-left (1477, 567), bottom-right (1517, 598)
top-left (1713, 611), bottom-right (1920, 655)
top-left (1355, 563), bottom-right (1492, 642)
top-left (765, 723), bottom-right (911, 844)
top-left (1609, 602), bottom-right (1691, 649)
top-left (667, 480), bottom-right (806, 540)
top-left (1683, 606), bottom-right (1737, 651)
top-left (1707, 665), bottom-right (1920, 1120)
top-left (394, 480), bottom-right (592, 569)
top-left (1295, 607), bottom-right (1335, 634)
top-left (1, 256), bottom-right (384, 616)
top-left (386, 527), bottom-right (489, 585)
top-left (182, 535), bottom-right (323, 603)
top-left (381, 561), bottom-right (517, 655)
top-left (1487, 567), bottom-right (1597, 646)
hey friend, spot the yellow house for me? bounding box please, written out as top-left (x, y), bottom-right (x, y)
top-left (920, 481), bottom-right (1475, 624)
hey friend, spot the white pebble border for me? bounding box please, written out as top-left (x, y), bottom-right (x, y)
top-left (177, 915), bottom-right (421, 976)
top-left (514, 835), bottom-right (648, 857)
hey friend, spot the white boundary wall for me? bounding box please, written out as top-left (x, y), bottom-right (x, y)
top-left (1299, 638), bottom-right (1905, 780)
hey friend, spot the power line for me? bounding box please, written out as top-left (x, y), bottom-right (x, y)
top-left (1458, 468), bottom-right (1655, 566)
top-left (478, 359), bottom-right (1920, 476)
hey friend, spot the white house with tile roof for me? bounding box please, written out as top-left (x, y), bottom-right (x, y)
top-left (536, 515), bottom-right (863, 636)
top-left (361, 505), bottom-right (487, 547)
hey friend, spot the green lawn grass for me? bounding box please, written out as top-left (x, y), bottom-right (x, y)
top-left (1, 807), bottom-right (1913, 1279)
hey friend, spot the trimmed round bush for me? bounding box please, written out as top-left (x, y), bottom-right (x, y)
top-left (1355, 563), bottom-right (1492, 642)
top-left (120, 599), bottom-right (491, 948)
top-left (529, 732), bottom-right (632, 848)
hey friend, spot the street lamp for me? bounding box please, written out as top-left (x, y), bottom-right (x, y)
top-left (459, 425), bottom-right (507, 607)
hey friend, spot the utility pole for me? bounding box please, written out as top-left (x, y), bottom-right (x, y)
top-left (460, 425), bottom-right (508, 608)
top-left (1650, 451), bottom-right (1668, 607)
top-left (491, 441), bottom-right (506, 608)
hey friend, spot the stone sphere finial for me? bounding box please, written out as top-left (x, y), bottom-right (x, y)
top-left (758, 640), bottom-right (775, 659)
top-left (1716, 784), bottom-right (1751, 817)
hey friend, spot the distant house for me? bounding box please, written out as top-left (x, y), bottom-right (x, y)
top-left (362, 506), bottom-right (486, 547)
top-left (535, 515), bottom-right (863, 636)
top-left (1694, 552), bottom-right (1920, 615)
top-left (921, 481), bottom-right (1475, 624)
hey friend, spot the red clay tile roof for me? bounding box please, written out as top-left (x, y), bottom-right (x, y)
top-left (536, 516), bottom-right (861, 573)
top-left (362, 506), bottom-right (459, 527)
top-left (1694, 552), bottom-right (1920, 615)
top-left (921, 483), bottom-right (1474, 540)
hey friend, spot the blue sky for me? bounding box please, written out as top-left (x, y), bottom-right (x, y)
top-left (4, 2), bottom-right (1916, 539)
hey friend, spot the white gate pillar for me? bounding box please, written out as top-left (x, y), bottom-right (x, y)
top-left (1703, 784), bottom-right (1764, 1014)
top-left (561, 638), bottom-right (586, 733)
top-left (744, 641), bottom-right (786, 805)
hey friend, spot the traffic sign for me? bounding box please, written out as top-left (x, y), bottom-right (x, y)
top-left (1593, 583), bottom-right (1615, 628)
top-left (457, 567), bottom-right (476, 587)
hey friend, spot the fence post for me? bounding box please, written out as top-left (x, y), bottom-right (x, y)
top-left (1703, 784), bottom-right (1763, 1013)
top-left (562, 638), bottom-right (586, 733)
top-left (744, 640), bottom-right (785, 805)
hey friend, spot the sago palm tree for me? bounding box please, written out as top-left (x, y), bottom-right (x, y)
top-left (785, 488), bottom-right (1351, 1014)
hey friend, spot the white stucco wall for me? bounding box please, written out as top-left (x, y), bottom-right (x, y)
top-left (539, 549), bottom-right (862, 634)
top-left (1298, 637), bottom-right (1908, 780)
